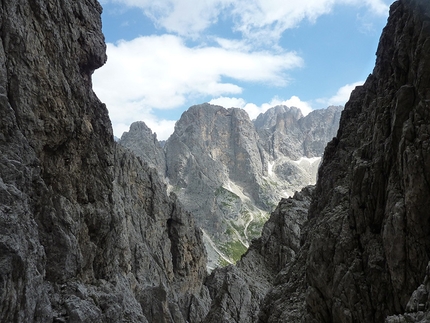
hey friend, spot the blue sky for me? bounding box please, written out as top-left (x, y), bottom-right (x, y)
top-left (93, 0), bottom-right (394, 140)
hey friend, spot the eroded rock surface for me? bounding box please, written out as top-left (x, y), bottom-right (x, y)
top-left (119, 121), bottom-right (166, 178)
top-left (2, 0), bottom-right (430, 322)
top-left (255, 0), bottom-right (430, 322)
top-left (122, 103), bottom-right (341, 267)
top-left (203, 186), bottom-right (313, 323)
top-left (0, 1), bottom-right (209, 322)
top-left (205, 0), bottom-right (430, 321)
top-left (305, 0), bottom-right (430, 321)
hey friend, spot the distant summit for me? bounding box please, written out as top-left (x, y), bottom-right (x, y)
top-left (119, 121), bottom-right (166, 177)
top-left (120, 103), bottom-right (342, 267)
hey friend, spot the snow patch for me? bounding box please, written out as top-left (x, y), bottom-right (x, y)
top-left (267, 161), bottom-right (274, 176)
top-left (282, 190), bottom-right (295, 198)
top-left (292, 156), bottom-right (321, 186)
top-left (292, 156), bottom-right (321, 165)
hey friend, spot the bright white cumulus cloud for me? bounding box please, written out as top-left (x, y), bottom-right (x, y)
top-left (327, 81), bottom-right (364, 106)
top-left (209, 80), bottom-right (364, 122)
top-left (93, 34), bottom-right (303, 139)
top-left (96, 0), bottom-right (390, 139)
top-left (210, 95), bottom-right (312, 120)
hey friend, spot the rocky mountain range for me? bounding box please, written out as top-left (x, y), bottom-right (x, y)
top-left (119, 104), bottom-right (342, 268)
top-left (1, 0), bottom-right (430, 322)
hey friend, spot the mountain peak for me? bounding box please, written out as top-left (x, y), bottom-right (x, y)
top-left (122, 103), bottom-right (341, 267)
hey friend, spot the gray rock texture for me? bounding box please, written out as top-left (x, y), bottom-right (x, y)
top-left (203, 186), bottom-right (314, 323)
top-left (164, 104), bottom-right (268, 243)
top-left (205, 0), bottom-right (430, 321)
top-left (0, 1), bottom-right (209, 322)
top-left (119, 121), bottom-right (166, 178)
top-left (127, 103), bottom-right (340, 267)
top-left (255, 105), bottom-right (342, 160)
top-left (385, 261), bottom-right (430, 323)
top-left (255, 0), bottom-right (430, 322)
top-left (304, 0), bottom-right (430, 321)
top-left (3, 0), bottom-right (430, 322)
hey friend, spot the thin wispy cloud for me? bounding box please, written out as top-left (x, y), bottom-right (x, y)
top-left (106, 0), bottom-right (389, 41)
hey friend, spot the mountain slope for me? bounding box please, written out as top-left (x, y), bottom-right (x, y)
top-left (3, 0), bottom-right (428, 321)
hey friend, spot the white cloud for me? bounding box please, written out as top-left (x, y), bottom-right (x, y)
top-left (93, 34), bottom-right (302, 139)
top-left (107, 0), bottom-right (390, 41)
top-left (314, 81), bottom-right (364, 108)
top-left (234, 0), bottom-right (390, 42)
top-left (215, 38), bottom-right (253, 52)
top-left (209, 97), bottom-right (247, 109)
top-left (280, 96), bottom-right (313, 116)
top-left (103, 98), bottom-right (176, 140)
top-left (144, 119), bottom-right (177, 141)
top-left (97, 0), bottom-right (391, 139)
top-left (209, 95), bottom-right (312, 120)
top-left (94, 35), bottom-right (302, 107)
top-left (327, 81), bottom-right (364, 105)
top-left (112, 0), bottom-right (231, 37)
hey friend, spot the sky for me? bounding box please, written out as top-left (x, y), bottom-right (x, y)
top-left (93, 0), bottom-right (395, 140)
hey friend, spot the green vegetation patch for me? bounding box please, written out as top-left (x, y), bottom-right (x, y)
top-left (218, 257), bottom-right (231, 267)
top-left (218, 240), bottom-right (248, 264)
top-left (247, 216), bottom-right (267, 239)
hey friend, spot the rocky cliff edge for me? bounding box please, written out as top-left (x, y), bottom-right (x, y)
top-left (201, 0), bottom-right (430, 321)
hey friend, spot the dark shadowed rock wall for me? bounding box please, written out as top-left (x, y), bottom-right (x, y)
top-left (304, 0), bottom-right (430, 321)
top-left (203, 186), bottom-right (313, 323)
top-left (255, 0), bottom-right (430, 322)
top-left (0, 1), bottom-right (209, 322)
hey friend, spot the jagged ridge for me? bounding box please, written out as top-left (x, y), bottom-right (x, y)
top-left (120, 103), bottom-right (341, 267)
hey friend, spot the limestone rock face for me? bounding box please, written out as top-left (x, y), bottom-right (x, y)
top-left (255, 105), bottom-right (342, 191)
top-left (165, 104), bottom-right (267, 230)
top-left (255, 105), bottom-right (305, 160)
top-left (159, 103), bottom-right (340, 267)
top-left (0, 1), bottom-right (209, 322)
top-left (119, 121), bottom-right (167, 178)
top-left (254, 105), bottom-right (342, 160)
